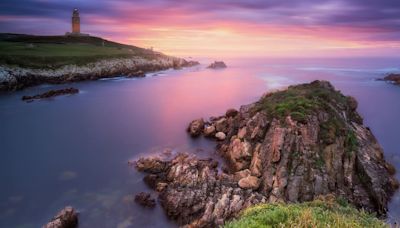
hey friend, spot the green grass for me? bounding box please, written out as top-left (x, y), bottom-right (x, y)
top-left (0, 34), bottom-right (165, 69)
top-left (225, 197), bottom-right (387, 228)
top-left (254, 81), bottom-right (347, 124)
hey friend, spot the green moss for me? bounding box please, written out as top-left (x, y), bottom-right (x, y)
top-left (255, 81), bottom-right (347, 124)
top-left (345, 130), bottom-right (358, 156)
top-left (225, 198), bottom-right (386, 228)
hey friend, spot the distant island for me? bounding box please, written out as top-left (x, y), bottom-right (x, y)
top-left (382, 73), bottom-right (400, 85)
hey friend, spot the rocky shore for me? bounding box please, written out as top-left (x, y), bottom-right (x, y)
top-left (0, 57), bottom-right (199, 91)
top-left (135, 80), bottom-right (399, 227)
top-left (382, 73), bottom-right (400, 85)
top-left (43, 206), bottom-right (78, 228)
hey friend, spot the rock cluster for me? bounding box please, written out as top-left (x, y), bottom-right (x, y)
top-left (135, 154), bottom-right (266, 227)
top-left (207, 61), bottom-right (227, 69)
top-left (22, 87), bottom-right (79, 102)
top-left (136, 81), bottom-right (399, 227)
top-left (43, 206), bottom-right (78, 228)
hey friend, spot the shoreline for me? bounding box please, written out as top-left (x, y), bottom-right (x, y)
top-left (0, 56), bottom-right (199, 91)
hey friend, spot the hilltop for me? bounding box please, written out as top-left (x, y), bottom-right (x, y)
top-left (0, 33), bottom-right (198, 91)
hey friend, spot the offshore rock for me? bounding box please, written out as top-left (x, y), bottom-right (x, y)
top-left (22, 88), bottom-right (79, 101)
top-left (187, 118), bottom-right (205, 137)
top-left (207, 61), bottom-right (227, 69)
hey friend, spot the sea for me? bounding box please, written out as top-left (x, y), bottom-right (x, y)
top-left (0, 57), bottom-right (399, 227)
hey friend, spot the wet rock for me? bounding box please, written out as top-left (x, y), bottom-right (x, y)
top-left (135, 157), bottom-right (167, 173)
top-left (22, 88), bottom-right (79, 101)
top-left (187, 118), bottom-right (205, 137)
top-left (207, 61), bottom-right (227, 69)
top-left (215, 132), bottom-right (226, 141)
top-left (134, 192), bottom-right (156, 208)
top-left (238, 176), bottom-right (260, 190)
top-left (203, 125), bottom-right (216, 137)
top-left (43, 206), bottom-right (78, 228)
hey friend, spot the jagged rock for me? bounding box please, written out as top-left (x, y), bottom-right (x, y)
top-left (43, 206), bottom-right (78, 228)
top-left (136, 80), bottom-right (398, 227)
top-left (238, 176), bottom-right (260, 190)
top-left (207, 61), bottom-right (227, 69)
top-left (215, 132), bottom-right (226, 141)
top-left (22, 88), bottom-right (79, 101)
top-left (203, 125), bottom-right (216, 137)
top-left (136, 153), bottom-right (265, 227)
top-left (187, 118), bottom-right (205, 137)
top-left (135, 192), bottom-right (156, 208)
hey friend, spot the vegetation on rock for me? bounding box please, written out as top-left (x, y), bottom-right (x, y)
top-left (225, 196), bottom-right (387, 228)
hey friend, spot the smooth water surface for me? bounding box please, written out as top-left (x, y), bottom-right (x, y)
top-left (0, 57), bottom-right (399, 227)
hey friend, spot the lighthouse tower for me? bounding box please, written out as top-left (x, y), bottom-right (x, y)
top-left (72, 8), bottom-right (80, 34)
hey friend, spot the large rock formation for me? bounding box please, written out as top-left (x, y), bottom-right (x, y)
top-left (136, 81), bottom-right (398, 227)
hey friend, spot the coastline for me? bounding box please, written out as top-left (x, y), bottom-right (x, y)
top-left (0, 56), bottom-right (199, 91)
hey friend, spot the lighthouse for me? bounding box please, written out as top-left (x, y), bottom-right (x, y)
top-left (72, 8), bottom-right (80, 34)
top-left (66, 8), bottom-right (89, 36)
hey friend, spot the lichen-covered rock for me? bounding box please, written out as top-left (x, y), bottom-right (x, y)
top-left (43, 206), bottom-right (78, 228)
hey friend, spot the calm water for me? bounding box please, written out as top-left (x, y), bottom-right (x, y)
top-left (0, 57), bottom-right (399, 227)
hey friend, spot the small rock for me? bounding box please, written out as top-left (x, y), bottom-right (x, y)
top-left (234, 169), bottom-right (251, 181)
top-left (22, 88), bottom-right (79, 102)
top-left (215, 132), bottom-right (226, 141)
top-left (156, 182), bottom-right (168, 192)
top-left (238, 176), bottom-right (260, 190)
top-left (203, 125), bottom-right (216, 137)
top-left (187, 118), bottom-right (205, 137)
top-left (225, 108), bottom-right (238, 118)
top-left (134, 192), bottom-right (156, 208)
top-left (43, 206), bottom-right (78, 228)
top-left (207, 61), bottom-right (227, 69)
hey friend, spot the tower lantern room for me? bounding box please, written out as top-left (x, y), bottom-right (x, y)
top-left (72, 8), bottom-right (80, 33)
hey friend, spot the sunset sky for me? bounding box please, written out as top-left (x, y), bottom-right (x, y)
top-left (1, 0), bottom-right (400, 58)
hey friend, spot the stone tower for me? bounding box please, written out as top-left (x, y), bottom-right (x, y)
top-left (72, 8), bottom-right (80, 33)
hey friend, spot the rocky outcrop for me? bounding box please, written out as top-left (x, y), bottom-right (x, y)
top-left (0, 57), bottom-right (199, 91)
top-left (43, 206), bottom-right (78, 228)
top-left (382, 73), bottom-right (400, 85)
top-left (22, 87), bottom-right (79, 101)
top-left (134, 192), bottom-right (156, 208)
top-left (135, 154), bottom-right (266, 227)
top-left (207, 61), bottom-right (227, 69)
top-left (136, 81), bottom-right (399, 227)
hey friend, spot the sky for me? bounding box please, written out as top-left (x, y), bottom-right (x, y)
top-left (1, 0), bottom-right (400, 58)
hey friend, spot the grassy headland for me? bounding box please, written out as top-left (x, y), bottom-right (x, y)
top-left (0, 34), bottom-right (164, 69)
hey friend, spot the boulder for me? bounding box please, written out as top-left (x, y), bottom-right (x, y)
top-left (225, 108), bottom-right (239, 118)
top-left (238, 176), bottom-right (260, 190)
top-left (43, 206), bottom-right (78, 228)
top-left (215, 132), bottom-right (226, 141)
top-left (203, 125), bottom-right (216, 137)
top-left (187, 118), bottom-right (205, 137)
